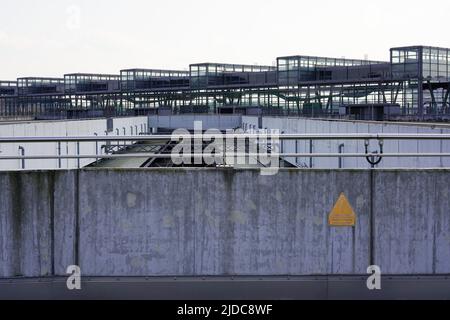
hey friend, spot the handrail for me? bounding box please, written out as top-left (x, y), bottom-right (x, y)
top-left (0, 133), bottom-right (450, 143)
top-left (1, 134), bottom-right (450, 162)
top-left (0, 153), bottom-right (450, 160)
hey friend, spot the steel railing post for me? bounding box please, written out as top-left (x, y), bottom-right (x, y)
top-left (94, 133), bottom-right (99, 162)
top-left (18, 146), bottom-right (25, 169)
top-left (77, 142), bottom-right (80, 169)
top-left (57, 142), bottom-right (62, 169)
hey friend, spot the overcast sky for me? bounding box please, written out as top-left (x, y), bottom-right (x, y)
top-left (1, 0), bottom-right (450, 79)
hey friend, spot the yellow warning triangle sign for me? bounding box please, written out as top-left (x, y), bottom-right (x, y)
top-left (328, 193), bottom-right (356, 227)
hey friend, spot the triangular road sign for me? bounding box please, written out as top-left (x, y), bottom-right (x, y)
top-left (328, 193), bottom-right (356, 227)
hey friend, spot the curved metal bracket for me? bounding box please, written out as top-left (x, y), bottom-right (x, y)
top-left (365, 139), bottom-right (384, 168)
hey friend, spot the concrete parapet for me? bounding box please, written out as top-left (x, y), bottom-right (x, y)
top-left (0, 169), bottom-right (449, 278)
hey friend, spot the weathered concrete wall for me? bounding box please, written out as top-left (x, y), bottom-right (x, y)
top-left (374, 171), bottom-right (450, 274)
top-left (0, 169), bottom-right (449, 278)
top-left (77, 170), bottom-right (371, 276)
top-left (0, 172), bottom-right (53, 277)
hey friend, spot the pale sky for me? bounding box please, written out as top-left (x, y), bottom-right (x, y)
top-left (1, 0), bottom-right (450, 80)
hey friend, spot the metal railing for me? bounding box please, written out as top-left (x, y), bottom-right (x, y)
top-left (0, 134), bottom-right (450, 162)
top-left (1, 133), bottom-right (450, 143)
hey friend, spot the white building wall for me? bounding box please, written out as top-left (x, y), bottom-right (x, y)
top-left (242, 116), bottom-right (450, 169)
top-left (0, 117), bottom-right (148, 170)
top-left (149, 115), bottom-right (242, 131)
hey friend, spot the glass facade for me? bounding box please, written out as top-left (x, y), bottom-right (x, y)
top-left (422, 47), bottom-right (450, 79)
top-left (1, 46), bottom-right (450, 120)
top-left (120, 69), bottom-right (189, 91)
top-left (17, 77), bottom-right (65, 95)
top-left (190, 63), bottom-right (276, 88)
top-left (391, 47), bottom-right (421, 78)
top-left (277, 56), bottom-right (387, 85)
top-left (65, 74), bottom-right (119, 93)
top-left (391, 46), bottom-right (450, 115)
top-left (0, 81), bottom-right (17, 96)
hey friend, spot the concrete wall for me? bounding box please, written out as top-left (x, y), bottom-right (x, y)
top-left (0, 117), bottom-right (148, 171)
top-left (1, 168), bottom-right (449, 278)
top-left (242, 116), bottom-right (450, 169)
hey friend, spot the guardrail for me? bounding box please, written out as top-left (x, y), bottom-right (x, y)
top-left (1, 133), bottom-right (450, 143)
top-left (0, 134), bottom-right (450, 164)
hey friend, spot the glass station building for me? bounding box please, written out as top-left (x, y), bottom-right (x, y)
top-left (1, 45), bottom-right (449, 121)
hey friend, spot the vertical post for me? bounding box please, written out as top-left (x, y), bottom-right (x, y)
top-left (418, 47), bottom-right (424, 119)
top-left (94, 133), bottom-right (99, 163)
top-left (369, 169), bottom-right (375, 266)
top-left (57, 142), bottom-right (62, 169)
top-left (105, 131), bottom-right (110, 153)
top-left (338, 143), bottom-right (345, 169)
top-left (77, 141), bottom-right (80, 169)
top-left (309, 139), bottom-right (314, 168)
top-left (130, 126), bottom-right (134, 145)
top-left (223, 136), bottom-right (227, 166)
top-left (18, 146), bottom-right (25, 169)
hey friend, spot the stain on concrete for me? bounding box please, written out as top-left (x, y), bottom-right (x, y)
top-left (229, 210), bottom-right (248, 225)
top-left (126, 192), bottom-right (138, 208)
top-left (247, 199), bottom-right (257, 212)
top-left (163, 215), bottom-right (175, 228)
top-left (356, 195), bottom-right (365, 211)
top-left (10, 172), bottom-right (23, 277)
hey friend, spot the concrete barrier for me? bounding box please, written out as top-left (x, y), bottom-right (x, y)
top-left (0, 169), bottom-right (449, 278)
